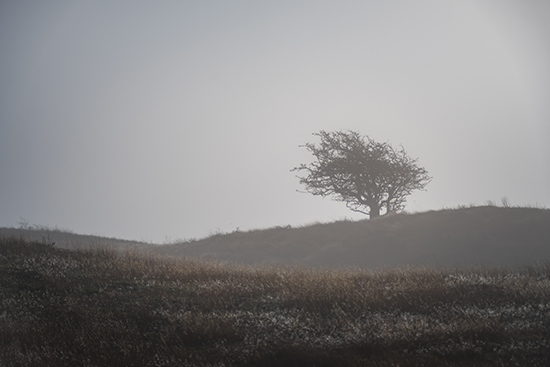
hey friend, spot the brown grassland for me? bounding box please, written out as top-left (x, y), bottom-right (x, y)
top-left (1, 232), bottom-right (549, 366)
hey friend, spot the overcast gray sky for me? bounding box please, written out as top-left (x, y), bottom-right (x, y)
top-left (1, 0), bottom-right (549, 242)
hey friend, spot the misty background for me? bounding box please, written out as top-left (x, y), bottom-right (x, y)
top-left (1, 1), bottom-right (549, 243)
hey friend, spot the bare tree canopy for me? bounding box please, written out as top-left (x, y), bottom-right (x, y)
top-left (293, 130), bottom-right (431, 218)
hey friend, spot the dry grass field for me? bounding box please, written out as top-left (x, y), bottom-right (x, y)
top-left (1, 232), bottom-right (549, 366)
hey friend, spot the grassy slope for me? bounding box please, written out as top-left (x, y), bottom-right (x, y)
top-left (0, 227), bottom-right (152, 251)
top-left (156, 206), bottom-right (550, 269)
top-left (3, 206), bottom-right (549, 269)
top-left (1, 237), bottom-right (550, 366)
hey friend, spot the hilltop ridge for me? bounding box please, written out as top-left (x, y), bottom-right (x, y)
top-left (156, 206), bottom-right (550, 269)
top-left (2, 206), bottom-right (549, 269)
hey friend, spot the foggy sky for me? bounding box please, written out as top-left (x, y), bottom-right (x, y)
top-left (1, 0), bottom-right (549, 243)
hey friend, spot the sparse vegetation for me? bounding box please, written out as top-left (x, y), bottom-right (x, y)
top-left (1, 236), bottom-right (549, 366)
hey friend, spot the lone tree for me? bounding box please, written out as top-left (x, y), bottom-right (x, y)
top-left (292, 130), bottom-right (431, 218)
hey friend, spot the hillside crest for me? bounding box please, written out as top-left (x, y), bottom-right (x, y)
top-left (157, 206), bottom-right (550, 269)
top-left (3, 206), bottom-right (549, 269)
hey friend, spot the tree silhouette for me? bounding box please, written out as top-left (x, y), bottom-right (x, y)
top-left (293, 130), bottom-right (431, 218)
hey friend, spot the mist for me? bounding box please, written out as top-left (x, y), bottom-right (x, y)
top-left (1, 0), bottom-right (549, 242)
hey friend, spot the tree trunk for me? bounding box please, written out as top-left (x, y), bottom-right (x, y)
top-left (369, 204), bottom-right (381, 219)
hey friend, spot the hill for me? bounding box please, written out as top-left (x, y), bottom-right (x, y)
top-left (155, 206), bottom-right (550, 269)
top-left (3, 206), bottom-right (549, 269)
top-left (0, 226), bottom-right (152, 251)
